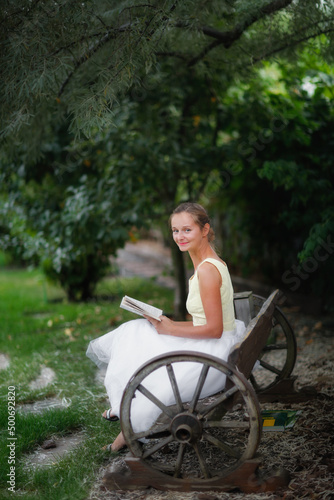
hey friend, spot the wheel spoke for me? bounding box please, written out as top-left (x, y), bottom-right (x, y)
top-left (202, 431), bottom-right (241, 459)
top-left (199, 385), bottom-right (239, 418)
top-left (193, 442), bottom-right (211, 478)
top-left (137, 384), bottom-right (175, 419)
top-left (259, 359), bottom-right (282, 375)
top-left (249, 373), bottom-right (260, 391)
top-left (174, 442), bottom-right (186, 477)
top-left (142, 434), bottom-right (174, 459)
top-left (203, 420), bottom-right (249, 430)
top-left (263, 343), bottom-right (288, 352)
top-left (189, 364), bottom-right (210, 413)
top-left (253, 296), bottom-right (297, 381)
top-left (166, 363), bottom-right (183, 412)
top-left (132, 422), bottom-right (171, 440)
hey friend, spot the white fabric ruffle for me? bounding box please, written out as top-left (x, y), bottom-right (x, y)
top-left (87, 318), bottom-right (246, 433)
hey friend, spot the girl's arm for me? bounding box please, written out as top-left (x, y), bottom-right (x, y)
top-left (146, 262), bottom-right (224, 339)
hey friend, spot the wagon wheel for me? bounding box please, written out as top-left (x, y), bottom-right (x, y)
top-left (250, 294), bottom-right (297, 393)
top-left (120, 351), bottom-right (262, 483)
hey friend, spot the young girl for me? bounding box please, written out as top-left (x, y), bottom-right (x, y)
top-left (86, 202), bottom-right (246, 451)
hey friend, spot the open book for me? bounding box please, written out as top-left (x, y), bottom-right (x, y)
top-left (120, 295), bottom-right (163, 321)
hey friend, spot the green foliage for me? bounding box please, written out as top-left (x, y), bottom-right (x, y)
top-left (1, 1), bottom-right (334, 307)
top-left (1, 0), bottom-right (334, 145)
top-left (0, 61), bottom-right (224, 301)
top-left (204, 52), bottom-right (334, 306)
top-left (257, 61), bottom-right (334, 273)
top-left (2, 46), bottom-right (334, 307)
top-left (0, 125), bottom-right (144, 300)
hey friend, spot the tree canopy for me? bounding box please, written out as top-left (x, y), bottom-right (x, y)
top-left (1, 1), bottom-right (334, 310)
top-left (2, 0), bottom-right (334, 147)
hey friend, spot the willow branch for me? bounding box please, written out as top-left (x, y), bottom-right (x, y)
top-left (247, 26), bottom-right (334, 67)
top-left (57, 24), bottom-right (132, 97)
top-left (57, 2), bottom-right (179, 97)
top-left (155, 51), bottom-right (188, 60)
top-left (0, 0), bottom-right (42, 28)
top-left (186, 0), bottom-right (294, 66)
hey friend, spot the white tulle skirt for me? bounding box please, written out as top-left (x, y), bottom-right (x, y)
top-left (86, 318), bottom-right (246, 433)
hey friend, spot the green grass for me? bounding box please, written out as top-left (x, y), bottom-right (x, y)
top-left (0, 267), bottom-right (174, 499)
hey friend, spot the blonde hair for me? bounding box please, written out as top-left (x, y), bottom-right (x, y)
top-left (170, 202), bottom-right (215, 243)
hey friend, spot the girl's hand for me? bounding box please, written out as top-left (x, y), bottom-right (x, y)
top-left (144, 315), bottom-right (174, 335)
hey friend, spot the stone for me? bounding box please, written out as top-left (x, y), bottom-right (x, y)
top-left (24, 432), bottom-right (85, 469)
top-left (0, 353), bottom-right (10, 370)
top-left (29, 365), bottom-right (56, 390)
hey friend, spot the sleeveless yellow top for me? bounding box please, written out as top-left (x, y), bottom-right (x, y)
top-left (186, 258), bottom-right (236, 332)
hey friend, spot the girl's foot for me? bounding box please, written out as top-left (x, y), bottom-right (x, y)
top-left (102, 432), bottom-right (127, 452)
top-left (111, 431), bottom-right (127, 451)
top-left (102, 409), bottom-right (119, 422)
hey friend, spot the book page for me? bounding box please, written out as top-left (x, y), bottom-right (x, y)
top-left (120, 296), bottom-right (163, 321)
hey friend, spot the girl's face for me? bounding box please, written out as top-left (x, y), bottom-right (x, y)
top-left (171, 212), bottom-right (209, 252)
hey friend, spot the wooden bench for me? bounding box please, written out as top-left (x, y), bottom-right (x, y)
top-left (103, 289), bottom-right (293, 493)
top-left (233, 290), bottom-right (298, 399)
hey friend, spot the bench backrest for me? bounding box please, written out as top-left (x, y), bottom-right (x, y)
top-left (233, 291), bottom-right (254, 326)
top-left (229, 289), bottom-right (280, 381)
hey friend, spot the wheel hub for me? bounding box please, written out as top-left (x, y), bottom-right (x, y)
top-left (170, 412), bottom-right (202, 444)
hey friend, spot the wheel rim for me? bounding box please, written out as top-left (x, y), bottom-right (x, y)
top-left (250, 295), bottom-right (297, 392)
top-left (120, 352), bottom-right (261, 480)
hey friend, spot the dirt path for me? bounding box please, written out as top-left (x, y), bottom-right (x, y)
top-left (113, 240), bottom-right (175, 289)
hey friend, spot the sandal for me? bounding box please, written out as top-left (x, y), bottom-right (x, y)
top-left (102, 408), bottom-right (119, 422)
top-left (101, 443), bottom-right (127, 452)
top-left (101, 443), bottom-right (113, 451)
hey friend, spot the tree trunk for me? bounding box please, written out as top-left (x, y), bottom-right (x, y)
top-left (170, 242), bottom-right (188, 320)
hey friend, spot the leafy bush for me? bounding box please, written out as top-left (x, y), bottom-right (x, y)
top-left (0, 129), bottom-right (140, 301)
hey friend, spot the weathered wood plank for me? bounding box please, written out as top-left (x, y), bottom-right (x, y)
top-left (229, 289), bottom-right (280, 382)
top-left (103, 456), bottom-right (290, 493)
top-left (233, 291), bottom-right (254, 326)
